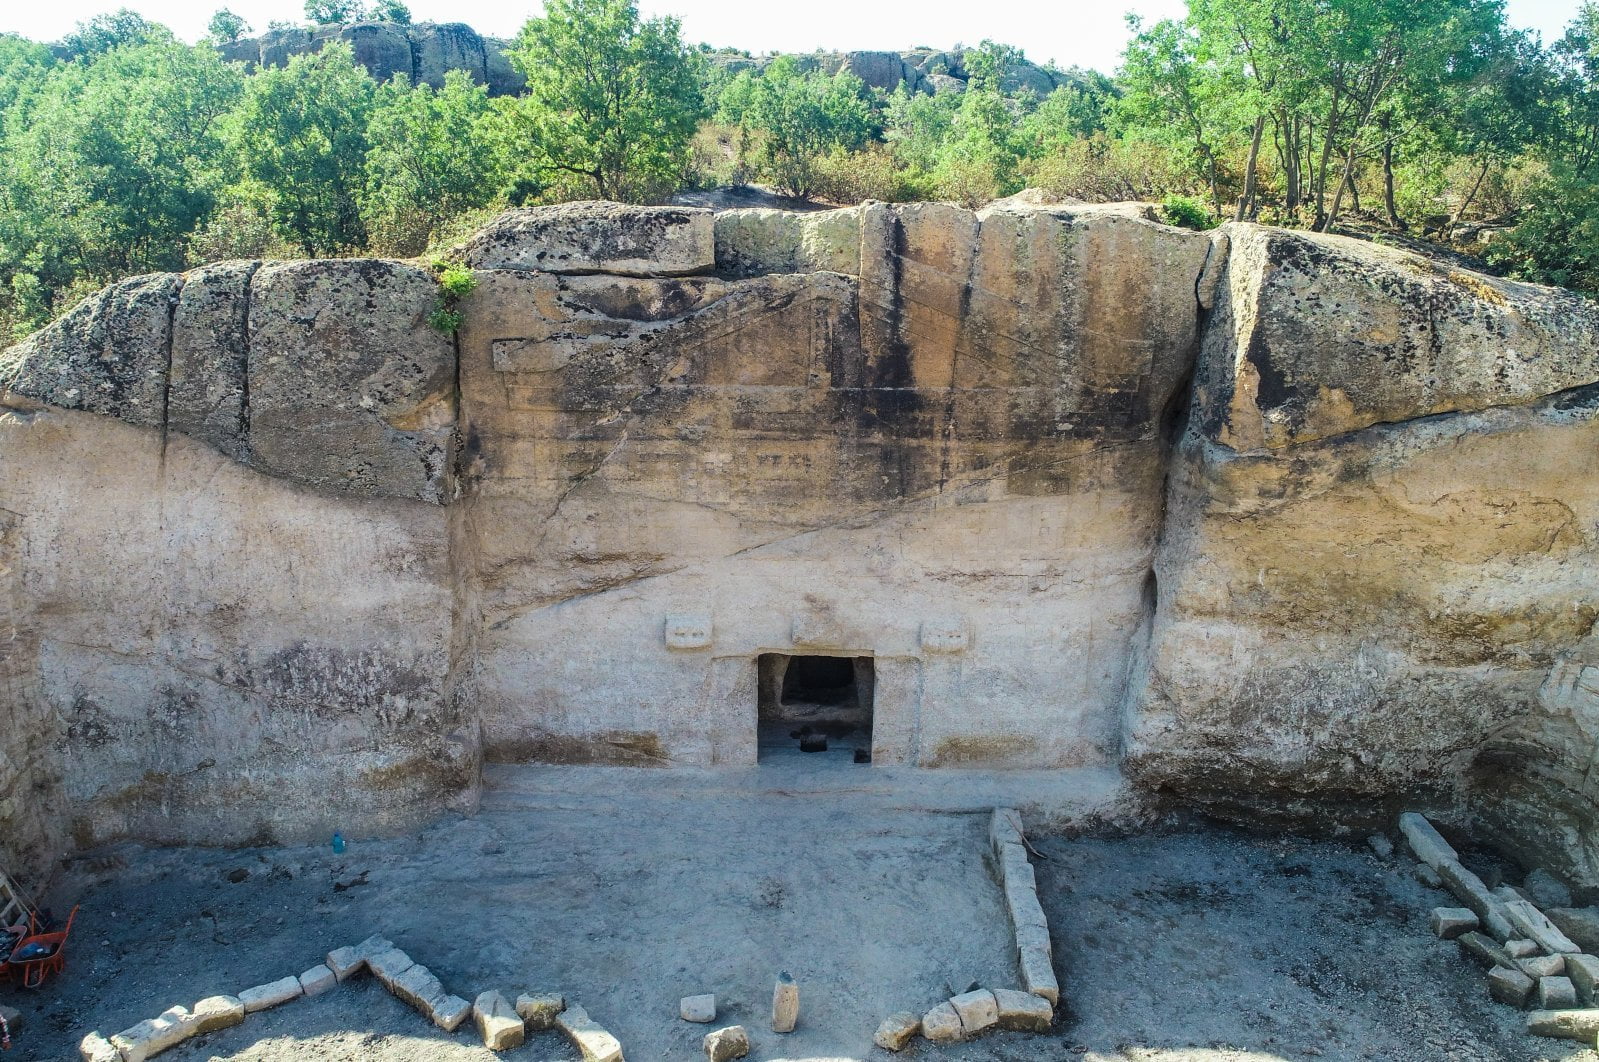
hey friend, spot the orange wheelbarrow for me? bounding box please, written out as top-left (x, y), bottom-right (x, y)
top-left (5, 906), bottom-right (77, 988)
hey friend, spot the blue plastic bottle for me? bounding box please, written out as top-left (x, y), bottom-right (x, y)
top-left (332, 831), bottom-right (345, 854)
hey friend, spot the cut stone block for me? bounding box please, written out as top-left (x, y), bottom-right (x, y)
top-left (1540, 977), bottom-right (1579, 1010)
top-left (433, 995), bottom-right (472, 1033)
top-left (873, 1012), bottom-right (921, 1051)
top-left (997, 842), bottom-right (1032, 887)
top-left (389, 963), bottom-right (446, 1014)
top-left (110, 1006), bottom-right (193, 1062)
top-left (1458, 931), bottom-right (1519, 970)
top-left (703, 1024), bottom-right (750, 1062)
top-left (772, 972), bottom-right (798, 1033)
top-left (1015, 921), bottom-right (1053, 962)
top-left (949, 989), bottom-right (999, 1035)
top-left (240, 975), bottom-right (303, 1013)
top-left (1506, 938), bottom-right (1539, 959)
top-left (1398, 812), bottom-right (1459, 868)
top-left (300, 964), bottom-right (337, 997)
top-left (1489, 967), bottom-right (1536, 1008)
top-left (1431, 907), bottom-right (1479, 939)
top-left (79, 1032), bottom-right (118, 1062)
top-left (681, 994), bottom-right (716, 1022)
top-left (1505, 899), bottom-right (1581, 954)
top-left (922, 1000), bottom-right (964, 1043)
top-left (475, 990), bottom-right (525, 1052)
top-left (1522, 954), bottom-right (1567, 979)
top-left (1006, 880), bottom-right (1049, 932)
top-left (0, 1005), bottom-right (20, 1035)
top-left (990, 808), bottom-right (1025, 858)
top-left (1436, 860), bottom-right (1516, 941)
top-left (367, 947), bottom-right (416, 990)
top-left (993, 987), bottom-right (1054, 1032)
top-left (325, 946), bottom-right (363, 981)
top-left (1526, 1008), bottom-right (1599, 1039)
top-left (517, 992), bottom-right (565, 1030)
top-left (1415, 863), bottom-right (1444, 889)
top-left (190, 995), bottom-right (245, 1034)
top-left (327, 933), bottom-right (394, 981)
top-left (1565, 954), bottom-right (1599, 1004)
top-left (1020, 943), bottom-right (1060, 1005)
top-left (557, 1004), bottom-right (625, 1062)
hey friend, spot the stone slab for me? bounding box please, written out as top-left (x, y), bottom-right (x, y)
top-left (1489, 966), bottom-right (1536, 1008)
top-left (79, 1032), bottom-right (119, 1062)
top-left (433, 994), bottom-right (472, 1033)
top-left (1458, 931), bottom-right (1519, 970)
top-left (993, 987), bottom-right (1054, 1032)
top-left (1540, 976), bottom-right (1579, 1010)
top-left (190, 995), bottom-right (245, 1034)
top-left (680, 993), bottom-right (716, 1022)
top-left (922, 1000), bottom-right (964, 1043)
top-left (1567, 954), bottom-right (1599, 1005)
top-left (949, 989), bottom-right (998, 1035)
top-left (474, 990), bottom-right (525, 1051)
top-left (1431, 907), bottom-right (1479, 940)
top-left (1398, 813), bottom-right (1459, 869)
top-left (873, 1011), bottom-right (921, 1051)
top-left (557, 1004), bottom-right (625, 1062)
top-left (1505, 899), bottom-right (1582, 954)
top-left (367, 947), bottom-right (416, 990)
top-left (1526, 1008), bottom-right (1599, 1039)
top-left (239, 976), bottom-right (302, 1013)
top-left (300, 964), bottom-right (337, 997)
top-left (110, 1006), bottom-right (192, 1062)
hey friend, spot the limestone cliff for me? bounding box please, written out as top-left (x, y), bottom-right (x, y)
top-left (216, 21), bottom-right (524, 96)
top-left (1, 201), bottom-right (1596, 893)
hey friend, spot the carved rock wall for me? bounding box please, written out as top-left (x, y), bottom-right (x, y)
top-left (3, 202), bottom-right (1599, 889)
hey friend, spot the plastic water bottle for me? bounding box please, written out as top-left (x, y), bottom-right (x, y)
top-left (332, 831), bottom-right (345, 855)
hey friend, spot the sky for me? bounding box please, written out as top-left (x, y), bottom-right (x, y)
top-left (0, 0), bottom-right (1586, 74)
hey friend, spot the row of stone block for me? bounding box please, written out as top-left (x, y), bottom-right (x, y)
top-left (873, 986), bottom-right (1053, 1052)
top-left (1403, 812), bottom-right (1599, 1045)
top-left (80, 960), bottom-right (341, 1060)
top-left (989, 807), bottom-right (1059, 1006)
top-left (79, 930), bottom-right (617, 1061)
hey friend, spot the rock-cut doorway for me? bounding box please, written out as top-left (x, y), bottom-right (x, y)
top-left (756, 653), bottom-right (874, 763)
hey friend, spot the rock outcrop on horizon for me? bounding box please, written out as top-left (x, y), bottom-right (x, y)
top-left (1, 199), bottom-right (1596, 895)
top-left (216, 21), bottom-right (525, 95)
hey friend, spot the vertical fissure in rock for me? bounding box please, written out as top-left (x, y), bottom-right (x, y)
top-left (158, 278), bottom-right (185, 469)
top-left (238, 261), bottom-right (262, 461)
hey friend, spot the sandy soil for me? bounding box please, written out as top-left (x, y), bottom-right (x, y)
top-left (1, 763), bottom-right (1592, 1062)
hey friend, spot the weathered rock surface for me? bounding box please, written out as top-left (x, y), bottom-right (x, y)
top-left (1125, 221), bottom-right (1599, 885)
top-left (5, 197), bottom-right (1599, 893)
top-left (462, 202), bottom-right (715, 276)
top-left (216, 21), bottom-right (524, 95)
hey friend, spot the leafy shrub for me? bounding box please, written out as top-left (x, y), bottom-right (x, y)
top-left (809, 146), bottom-right (932, 204)
top-left (1486, 169), bottom-right (1599, 295)
top-left (1160, 194), bottom-right (1215, 230)
top-left (426, 260), bottom-right (477, 335)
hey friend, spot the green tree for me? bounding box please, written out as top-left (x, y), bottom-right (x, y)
top-left (304, 0), bottom-right (365, 26)
top-left (224, 43), bottom-right (376, 253)
top-left (207, 9), bottom-right (251, 44)
top-left (57, 9), bottom-right (169, 60)
top-left (363, 71), bottom-right (503, 253)
top-left (725, 57), bottom-right (874, 198)
top-left (370, 0), bottom-right (411, 25)
top-left (1116, 17), bottom-right (1228, 210)
top-left (505, 0), bottom-right (704, 201)
top-left (12, 38), bottom-right (242, 279)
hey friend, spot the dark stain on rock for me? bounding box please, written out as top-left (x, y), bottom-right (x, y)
top-left (487, 730), bottom-right (669, 767)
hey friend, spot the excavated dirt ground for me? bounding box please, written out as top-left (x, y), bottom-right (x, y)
top-left (2, 764), bottom-right (1593, 1061)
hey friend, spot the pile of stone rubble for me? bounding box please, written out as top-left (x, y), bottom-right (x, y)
top-left (1401, 812), bottom-right (1599, 1044)
top-left (873, 808), bottom-right (1059, 1051)
top-left (76, 933), bottom-right (625, 1061)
